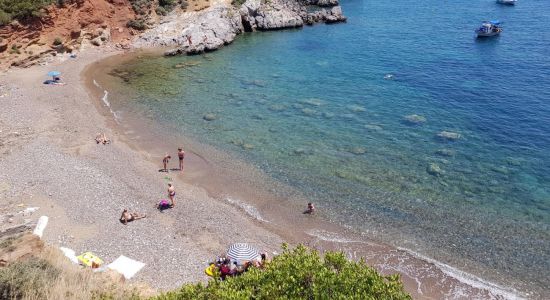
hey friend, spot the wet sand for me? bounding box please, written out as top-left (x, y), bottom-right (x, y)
top-left (0, 48), bottom-right (526, 299)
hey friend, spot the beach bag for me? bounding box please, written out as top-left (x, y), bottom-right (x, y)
top-left (77, 252), bottom-right (103, 268)
top-left (159, 199), bottom-right (170, 208)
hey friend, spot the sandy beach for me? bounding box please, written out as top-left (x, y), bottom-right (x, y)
top-left (0, 48), bottom-right (283, 290)
top-left (0, 48), bottom-right (529, 299)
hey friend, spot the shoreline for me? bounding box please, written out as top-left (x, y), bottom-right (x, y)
top-left (82, 50), bottom-right (528, 299)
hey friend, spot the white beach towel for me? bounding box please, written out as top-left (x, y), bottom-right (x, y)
top-left (59, 247), bottom-right (79, 264)
top-left (33, 216), bottom-right (49, 238)
top-left (107, 255), bottom-right (145, 279)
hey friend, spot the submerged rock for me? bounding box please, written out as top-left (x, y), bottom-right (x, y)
top-left (301, 108), bottom-right (316, 116)
top-left (301, 98), bottom-right (324, 106)
top-left (203, 113), bottom-right (217, 121)
top-left (435, 149), bottom-right (455, 157)
top-left (427, 163), bottom-right (444, 176)
top-left (437, 131), bottom-right (461, 141)
top-left (268, 104), bottom-right (286, 112)
top-left (365, 124), bottom-right (383, 131)
top-left (347, 104), bottom-right (366, 113)
top-left (403, 114), bottom-right (426, 125)
top-left (349, 147), bottom-right (367, 155)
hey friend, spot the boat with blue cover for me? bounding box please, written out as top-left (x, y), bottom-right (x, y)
top-left (475, 20), bottom-right (502, 37)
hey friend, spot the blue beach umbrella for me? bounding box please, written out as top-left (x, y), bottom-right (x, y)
top-left (47, 71), bottom-right (61, 79)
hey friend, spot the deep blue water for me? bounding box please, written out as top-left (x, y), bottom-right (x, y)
top-left (106, 0), bottom-right (550, 295)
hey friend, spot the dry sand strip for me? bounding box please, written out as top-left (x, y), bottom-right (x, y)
top-left (0, 48), bottom-right (282, 290)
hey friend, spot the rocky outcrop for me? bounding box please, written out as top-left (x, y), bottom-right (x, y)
top-left (240, 0), bottom-right (345, 31)
top-left (135, 0), bottom-right (346, 56)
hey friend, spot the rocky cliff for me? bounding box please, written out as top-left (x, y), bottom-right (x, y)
top-left (134, 0), bottom-right (346, 55)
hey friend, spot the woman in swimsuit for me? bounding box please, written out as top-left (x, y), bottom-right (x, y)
top-left (168, 183), bottom-right (176, 207)
top-left (178, 147), bottom-right (185, 172)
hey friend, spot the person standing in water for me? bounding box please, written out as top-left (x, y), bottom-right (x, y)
top-left (178, 147), bottom-right (186, 172)
top-left (163, 154), bottom-right (171, 172)
top-left (168, 183), bottom-right (176, 207)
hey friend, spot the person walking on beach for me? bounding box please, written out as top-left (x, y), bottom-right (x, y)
top-left (168, 183), bottom-right (176, 207)
top-left (178, 147), bottom-right (186, 172)
top-left (163, 154), bottom-right (171, 172)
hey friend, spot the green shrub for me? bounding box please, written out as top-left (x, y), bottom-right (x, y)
top-left (129, 0), bottom-right (153, 15)
top-left (155, 6), bottom-right (167, 15)
top-left (127, 19), bottom-right (147, 30)
top-left (231, 0), bottom-right (246, 7)
top-left (0, 257), bottom-right (61, 299)
top-left (0, 10), bottom-right (11, 25)
top-left (53, 37), bottom-right (62, 45)
top-left (0, 0), bottom-right (53, 22)
top-left (153, 244), bottom-right (411, 300)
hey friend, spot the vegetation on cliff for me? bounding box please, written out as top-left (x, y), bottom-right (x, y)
top-left (155, 244), bottom-right (411, 300)
top-left (0, 0), bottom-right (52, 25)
top-left (0, 234), bottom-right (410, 300)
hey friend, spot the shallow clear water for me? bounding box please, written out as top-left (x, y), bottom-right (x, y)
top-left (106, 0), bottom-right (549, 295)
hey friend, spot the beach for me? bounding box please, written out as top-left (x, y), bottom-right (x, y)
top-left (0, 45), bottom-right (534, 299)
top-left (0, 48), bottom-right (284, 290)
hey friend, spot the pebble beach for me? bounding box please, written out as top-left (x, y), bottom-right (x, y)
top-left (0, 48), bottom-right (282, 290)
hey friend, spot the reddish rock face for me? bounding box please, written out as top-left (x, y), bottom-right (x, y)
top-left (0, 0), bottom-right (137, 70)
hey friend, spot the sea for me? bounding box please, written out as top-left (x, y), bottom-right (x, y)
top-left (92, 0), bottom-right (550, 298)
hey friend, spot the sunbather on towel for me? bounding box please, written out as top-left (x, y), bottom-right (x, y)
top-left (120, 209), bottom-right (146, 225)
top-left (95, 133), bottom-right (110, 145)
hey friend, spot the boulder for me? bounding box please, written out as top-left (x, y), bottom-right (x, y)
top-left (203, 113), bottom-right (217, 121)
top-left (435, 149), bottom-right (455, 157)
top-left (427, 163), bottom-right (444, 176)
top-left (437, 131), bottom-right (461, 141)
top-left (403, 114), bottom-right (426, 125)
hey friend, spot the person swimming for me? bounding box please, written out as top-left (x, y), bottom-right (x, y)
top-left (303, 202), bottom-right (315, 214)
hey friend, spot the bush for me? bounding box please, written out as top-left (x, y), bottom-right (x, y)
top-left (231, 0), bottom-right (246, 7)
top-left (53, 37), bottom-right (62, 45)
top-left (0, 0), bottom-right (53, 22)
top-left (0, 257), bottom-right (61, 299)
top-left (129, 0), bottom-right (153, 15)
top-left (127, 19), bottom-right (147, 30)
top-left (0, 10), bottom-right (11, 25)
top-left (155, 6), bottom-right (167, 15)
top-left (154, 244), bottom-right (411, 300)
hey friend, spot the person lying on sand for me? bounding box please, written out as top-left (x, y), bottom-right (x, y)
top-left (119, 209), bottom-right (146, 225)
top-left (163, 154), bottom-right (171, 172)
top-left (303, 202), bottom-right (315, 214)
top-left (95, 133), bottom-right (110, 145)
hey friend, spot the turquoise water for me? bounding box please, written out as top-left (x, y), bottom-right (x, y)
top-left (106, 0), bottom-right (549, 295)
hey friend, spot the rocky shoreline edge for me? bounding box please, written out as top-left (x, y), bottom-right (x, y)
top-left (134, 0), bottom-right (346, 55)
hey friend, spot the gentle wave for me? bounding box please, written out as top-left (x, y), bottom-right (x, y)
top-left (225, 197), bottom-right (269, 223)
top-left (306, 229), bottom-right (367, 244)
top-left (93, 79), bottom-right (120, 123)
top-left (397, 247), bottom-right (525, 300)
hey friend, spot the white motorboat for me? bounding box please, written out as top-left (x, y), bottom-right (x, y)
top-left (496, 0), bottom-right (516, 5)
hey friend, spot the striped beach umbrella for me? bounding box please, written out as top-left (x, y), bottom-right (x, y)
top-left (226, 243), bottom-right (260, 264)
